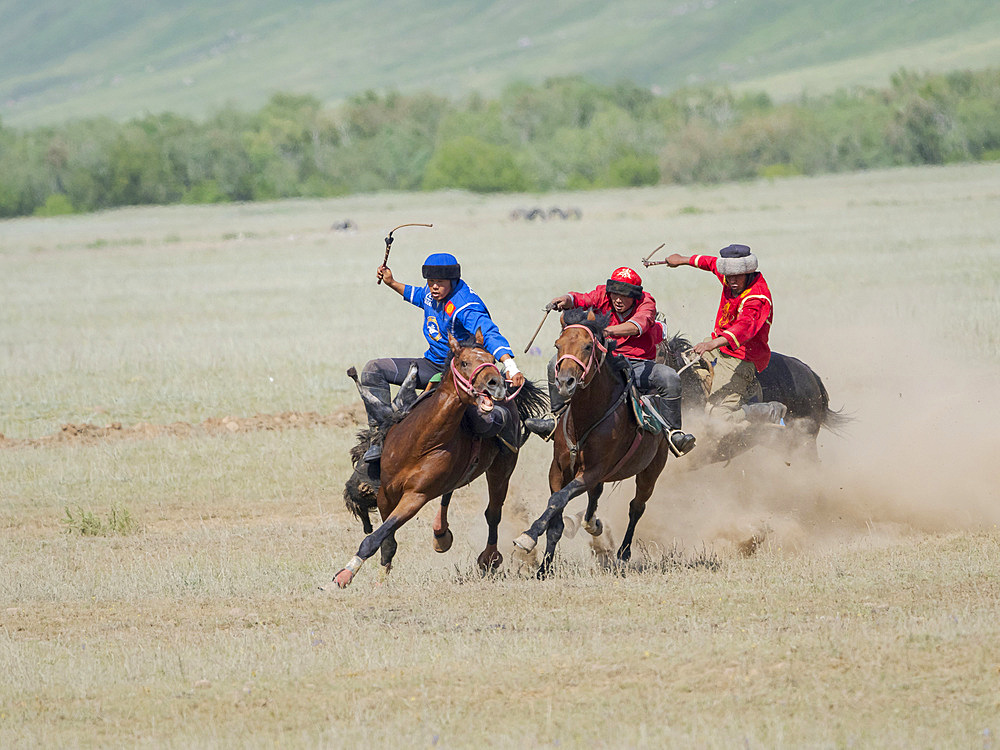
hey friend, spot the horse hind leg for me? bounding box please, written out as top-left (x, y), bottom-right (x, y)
top-left (537, 512), bottom-right (566, 579)
top-left (478, 463), bottom-right (512, 573)
top-left (432, 492), bottom-right (454, 553)
top-left (617, 449), bottom-right (668, 563)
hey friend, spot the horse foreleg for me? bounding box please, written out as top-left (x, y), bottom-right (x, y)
top-left (478, 466), bottom-right (512, 572)
top-left (324, 493), bottom-right (429, 590)
top-left (379, 531), bottom-right (398, 573)
top-left (514, 477), bottom-right (588, 553)
top-left (582, 484), bottom-right (605, 537)
top-left (617, 448), bottom-right (668, 562)
top-left (433, 492), bottom-right (454, 553)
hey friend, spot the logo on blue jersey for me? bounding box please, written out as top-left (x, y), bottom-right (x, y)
top-left (426, 316), bottom-right (441, 341)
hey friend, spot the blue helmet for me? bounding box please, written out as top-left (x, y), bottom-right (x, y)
top-left (422, 252), bottom-right (461, 280)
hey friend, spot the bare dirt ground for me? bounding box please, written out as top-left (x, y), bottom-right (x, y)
top-left (0, 405), bottom-right (364, 449)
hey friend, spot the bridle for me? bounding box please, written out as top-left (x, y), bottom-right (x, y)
top-left (449, 349), bottom-right (523, 403)
top-left (450, 356), bottom-right (502, 400)
top-left (555, 324), bottom-right (608, 389)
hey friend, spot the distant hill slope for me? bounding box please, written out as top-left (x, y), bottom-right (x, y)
top-left (2, 0), bottom-right (999, 126)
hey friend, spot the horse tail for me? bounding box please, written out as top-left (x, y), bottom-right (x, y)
top-left (816, 375), bottom-right (852, 435)
top-left (513, 378), bottom-right (549, 420)
top-left (343, 428), bottom-right (379, 534)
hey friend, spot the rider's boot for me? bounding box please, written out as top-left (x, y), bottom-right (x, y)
top-left (523, 380), bottom-right (567, 441)
top-left (742, 401), bottom-right (788, 426)
top-left (523, 403), bottom-right (567, 441)
top-left (360, 392), bottom-right (392, 463)
top-left (466, 402), bottom-right (508, 438)
top-left (653, 395), bottom-right (696, 457)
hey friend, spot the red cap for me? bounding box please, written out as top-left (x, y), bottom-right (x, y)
top-left (610, 267), bottom-right (642, 286)
top-left (606, 267), bottom-right (643, 299)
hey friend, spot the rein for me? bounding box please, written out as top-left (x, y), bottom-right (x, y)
top-left (555, 323), bottom-right (625, 473)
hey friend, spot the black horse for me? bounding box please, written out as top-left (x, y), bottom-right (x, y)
top-left (659, 333), bottom-right (847, 462)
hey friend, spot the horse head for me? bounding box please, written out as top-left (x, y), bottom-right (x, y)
top-left (447, 329), bottom-right (507, 412)
top-left (553, 308), bottom-right (612, 400)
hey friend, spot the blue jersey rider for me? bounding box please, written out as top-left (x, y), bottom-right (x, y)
top-left (360, 252), bottom-right (525, 462)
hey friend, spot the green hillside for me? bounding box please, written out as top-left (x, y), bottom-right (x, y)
top-left (1, 0), bottom-right (999, 126)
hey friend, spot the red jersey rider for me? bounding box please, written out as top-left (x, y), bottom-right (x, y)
top-left (523, 266), bottom-right (696, 456)
top-left (663, 244), bottom-right (787, 425)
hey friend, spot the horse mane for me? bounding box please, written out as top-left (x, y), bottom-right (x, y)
top-left (658, 331), bottom-right (692, 371)
top-left (562, 307), bottom-right (612, 336)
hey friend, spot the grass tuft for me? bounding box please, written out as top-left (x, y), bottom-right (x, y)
top-left (62, 503), bottom-right (138, 536)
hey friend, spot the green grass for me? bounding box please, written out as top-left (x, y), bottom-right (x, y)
top-left (1, 165), bottom-right (1000, 745)
top-left (2, 0), bottom-right (999, 125)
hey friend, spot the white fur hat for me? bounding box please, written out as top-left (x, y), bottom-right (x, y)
top-left (715, 244), bottom-right (758, 275)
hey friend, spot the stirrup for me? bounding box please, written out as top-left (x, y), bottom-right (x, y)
top-left (667, 429), bottom-right (696, 457)
top-left (524, 414), bottom-right (558, 442)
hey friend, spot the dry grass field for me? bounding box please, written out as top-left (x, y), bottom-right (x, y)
top-left (2, 164), bottom-right (999, 747)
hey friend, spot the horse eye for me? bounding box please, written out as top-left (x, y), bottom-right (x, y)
top-left (460, 360), bottom-right (467, 368)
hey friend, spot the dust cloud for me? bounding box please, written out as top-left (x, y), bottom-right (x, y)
top-left (639, 322), bottom-right (1000, 554)
top-left (506, 320), bottom-right (1000, 558)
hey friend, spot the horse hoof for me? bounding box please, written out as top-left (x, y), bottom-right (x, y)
top-left (513, 533), bottom-right (537, 553)
top-left (330, 568), bottom-right (354, 589)
top-left (477, 549), bottom-right (503, 571)
top-left (433, 528), bottom-right (454, 553)
top-left (583, 517), bottom-right (603, 537)
top-left (562, 512), bottom-right (581, 539)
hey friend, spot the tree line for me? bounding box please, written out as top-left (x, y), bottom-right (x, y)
top-left (1, 68), bottom-right (999, 218)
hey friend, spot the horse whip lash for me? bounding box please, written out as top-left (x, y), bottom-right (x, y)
top-left (377, 222), bottom-right (433, 284)
top-left (640, 243), bottom-right (666, 268)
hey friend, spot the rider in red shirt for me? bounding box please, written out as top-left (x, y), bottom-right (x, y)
top-left (662, 244), bottom-right (786, 425)
top-left (524, 267), bottom-right (696, 456)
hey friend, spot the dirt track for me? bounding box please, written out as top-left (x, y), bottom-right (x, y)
top-left (0, 406), bottom-right (364, 450)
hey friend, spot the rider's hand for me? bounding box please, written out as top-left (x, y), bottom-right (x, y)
top-left (378, 265), bottom-right (394, 285)
top-left (550, 294), bottom-right (573, 310)
top-left (665, 253), bottom-right (687, 268)
top-left (693, 340), bottom-right (716, 356)
top-left (508, 371), bottom-right (525, 389)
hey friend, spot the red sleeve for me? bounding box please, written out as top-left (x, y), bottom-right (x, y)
top-left (628, 292), bottom-right (657, 334)
top-left (720, 296), bottom-right (771, 349)
top-left (569, 286), bottom-right (606, 309)
top-left (689, 254), bottom-right (724, 282)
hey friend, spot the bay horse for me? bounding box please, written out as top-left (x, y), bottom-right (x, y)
top-left (658, 332), bottom-right (848, 463)
top-left (326, 330), bottom-right (547, 589)
top-left (513, 308), bottom-right (673, 575)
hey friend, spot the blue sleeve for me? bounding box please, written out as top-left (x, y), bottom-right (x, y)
top-left (403, 284), bottom-right (426, 308)
top-left (457, 307), bottom-right (514, 360)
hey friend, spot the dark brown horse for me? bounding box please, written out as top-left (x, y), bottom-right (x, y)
top-left (326, 331), bottom-right (546, 589)
top-left (513, 308), bottom-right (674, 575)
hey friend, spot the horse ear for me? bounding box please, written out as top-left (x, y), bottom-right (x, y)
top-left (448, 332), bottom-right (461, 355)
top-left (586, 308), bottom-right (596, 322)
top-left (475, 328), bottom-right (484, 345)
